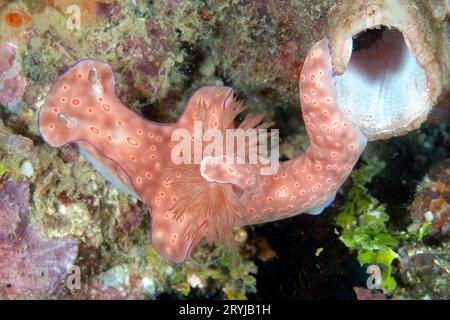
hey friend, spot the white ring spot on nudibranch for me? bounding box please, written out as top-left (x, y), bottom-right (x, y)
top-left (171, 234), bottom-right (177, 245)
top-left (89, 126), bottom-right (100, 135)
top-left (71, 98), bottom-right (81, 106)
top-left (126, 136), bottom-right (139, 146)
top-left (331, 152), bottom-right (341, 160)
top-left (102, 104), bottom-right (111, 112)
top-left (276, 186), bottom-right (288, 200)
top-left (321, 125), bottom-right (331, 133)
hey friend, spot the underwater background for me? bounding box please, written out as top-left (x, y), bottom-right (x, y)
top-left (0, 0), bottom-right (448, 300)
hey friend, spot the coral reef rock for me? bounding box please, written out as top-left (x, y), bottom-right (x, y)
top-left (0, 180), bottom-right (78, 299)
top-left (0, 41), bottom-right (26, 107)
top-left (396, 243), bottom-right (450, 300)
top-left (410, 159), bottom-right (450, 240)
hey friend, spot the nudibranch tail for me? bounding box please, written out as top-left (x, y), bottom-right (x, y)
top-left (201, 38), bottom-right (367, 225)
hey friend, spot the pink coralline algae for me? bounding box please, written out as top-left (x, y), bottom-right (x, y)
top-left (38, 39), bottom-right (366, 263)
top-left (0, 180), bottom-right (78, 299)
top-left (0, 42), bottom-right (26, 106)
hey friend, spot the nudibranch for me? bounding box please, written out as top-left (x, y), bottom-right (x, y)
top-left (200, 39), bottom-right (367, 224)
top-left (38, 39), bottom-right (366, 263)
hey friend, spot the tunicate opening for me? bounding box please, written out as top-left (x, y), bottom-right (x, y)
top-left (335, 28), bottom-right (430, 139)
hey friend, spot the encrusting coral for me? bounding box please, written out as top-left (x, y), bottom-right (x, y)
top-left (38, 38), bottom-right (367, 263)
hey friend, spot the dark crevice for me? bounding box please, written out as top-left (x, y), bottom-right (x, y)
top-left (352, 26), bottom-right (387, 52)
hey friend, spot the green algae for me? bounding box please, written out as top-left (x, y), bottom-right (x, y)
top-left (417, 221), bottom-right (432, 242)
top-left (336, 156), bottom-right (434, 294)
top-left (336, 157), bottom-right (399, 293)
top-left (0, 163), bottom-right (8, 177)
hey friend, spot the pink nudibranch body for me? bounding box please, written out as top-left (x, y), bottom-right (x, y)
top-left (201, 38), bottom-right (367, 224)
top-left (38, 39), bottom-right (366, 263)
